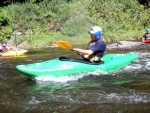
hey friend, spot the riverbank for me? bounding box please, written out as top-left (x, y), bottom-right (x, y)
top-left (1, 0), bottom-right (149, 47)
top-left (8, 37), bottom-right (150, 52)
top-left (107, 40), bottom-right (150, 51)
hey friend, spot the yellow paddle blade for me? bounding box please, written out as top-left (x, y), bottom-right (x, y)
top-left (56, 41), bottom-right (73, 49)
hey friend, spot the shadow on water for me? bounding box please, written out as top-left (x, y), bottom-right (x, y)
top-left (0, 46), bottom-right (150, 113)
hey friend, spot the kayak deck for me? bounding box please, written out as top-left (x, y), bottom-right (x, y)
top-left (1, 50), bottom-right (28, 57)
top-left (16, 53), bottom-right (137, 78)
top-left (59, 56), bottom-right (104, 65)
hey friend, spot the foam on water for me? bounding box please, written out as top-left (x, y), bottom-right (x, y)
top-left (34, 70), bottom-right (107, 83)
top-left (104, 91), bottom-right (150, 103)
top-left (123, 52), bottom-right (150, 71)
top-left (144, 62), bottom-right (150, 70)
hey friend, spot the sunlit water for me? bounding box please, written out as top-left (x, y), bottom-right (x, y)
top-left (0, 47), bottom-right (150, 113)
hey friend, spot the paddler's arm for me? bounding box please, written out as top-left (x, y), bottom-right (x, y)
top-left (142, 37), bottom-right (146, 43)
top-left (73, 48), bottom-right (93, 55)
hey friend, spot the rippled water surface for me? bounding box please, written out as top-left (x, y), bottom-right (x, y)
top-left (0, 46), bottom-right (150, 113)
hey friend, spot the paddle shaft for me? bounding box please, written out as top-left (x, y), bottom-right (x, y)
top-left (72, 49), bottom-right (85, 59)
top-left (56, 41), bottom-right (85, 59)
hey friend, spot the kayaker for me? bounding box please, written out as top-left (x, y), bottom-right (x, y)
top-left (0, 41), bottom-right (12, 53)
top-left (73, 26), bottom-right (106, 62)
top-left (142, 28), bottom-right (150, 42)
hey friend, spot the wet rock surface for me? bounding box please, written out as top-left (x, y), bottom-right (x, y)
top-left (6, 38), bottom-right (150, 50)
top-left (107, 41), bottom-right (150, 50)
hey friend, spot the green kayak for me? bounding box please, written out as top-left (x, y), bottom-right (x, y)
top-left (16, 53), bottom-right (137, 78)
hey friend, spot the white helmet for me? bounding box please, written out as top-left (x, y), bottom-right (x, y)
top-left (89, 26), bottom-right (102, 40)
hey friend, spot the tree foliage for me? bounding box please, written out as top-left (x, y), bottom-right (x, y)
top-left (0, 0), bottom-right (149, 45)
top-left (0, 0), bottom-right (76, 7)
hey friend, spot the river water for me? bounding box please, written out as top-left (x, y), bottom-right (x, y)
top-left (0, 46), bottom-right (150, 113)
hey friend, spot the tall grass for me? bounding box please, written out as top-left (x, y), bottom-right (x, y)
top-left (0, 0), bottom-right (149, 48)
top-left (88, 0), bottom-right (149, 42)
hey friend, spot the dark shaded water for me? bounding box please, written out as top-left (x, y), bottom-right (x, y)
top-left (0, 46), bottom-right (150, 113)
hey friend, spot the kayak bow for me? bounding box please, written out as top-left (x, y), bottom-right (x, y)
top-left (1, 50), bottom-right (28, 57)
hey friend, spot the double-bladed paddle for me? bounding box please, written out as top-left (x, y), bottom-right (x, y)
top-left (56, 41), bottom-right (73, 49)
top-left (56, 41), bottom-right (85, 59)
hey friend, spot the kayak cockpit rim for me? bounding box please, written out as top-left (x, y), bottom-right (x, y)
top-left (58, 56), bottom-right (104, 65)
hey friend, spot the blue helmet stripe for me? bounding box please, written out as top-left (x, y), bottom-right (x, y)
top-left (94, 31), bottom-right (102, 40)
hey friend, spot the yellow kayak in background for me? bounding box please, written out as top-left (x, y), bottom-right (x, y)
top-left (1, 50), bottom-right (28, 57)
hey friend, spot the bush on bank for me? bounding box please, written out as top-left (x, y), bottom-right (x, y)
top-left (0, 0), bottom-right (149, 48)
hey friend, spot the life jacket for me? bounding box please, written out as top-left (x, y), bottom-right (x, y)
top-left (146, 34), bottom-right (150, 39)
top-left (1, 46), bottom-right (8, 52)
top-left (84, 40), bottom-right (105, 62)
top-left (83, 54), bottom-right (103, 62)
top-left (144, 33), bottom-right (150, 40)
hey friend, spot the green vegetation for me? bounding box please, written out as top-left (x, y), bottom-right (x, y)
top-left (0, 0), bottom-right (150, 48)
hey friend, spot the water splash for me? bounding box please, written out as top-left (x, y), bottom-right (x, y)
top-left (34, 70), bottom-right (107, 83)
top-left (144, 62), bottom-right (150, 70)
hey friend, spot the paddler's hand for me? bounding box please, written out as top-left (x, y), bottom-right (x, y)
top-left (72, 48), bottom-right (79, 53)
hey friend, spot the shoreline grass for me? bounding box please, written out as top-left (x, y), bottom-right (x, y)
top-left (0, 0), bottom-right (149, 48)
